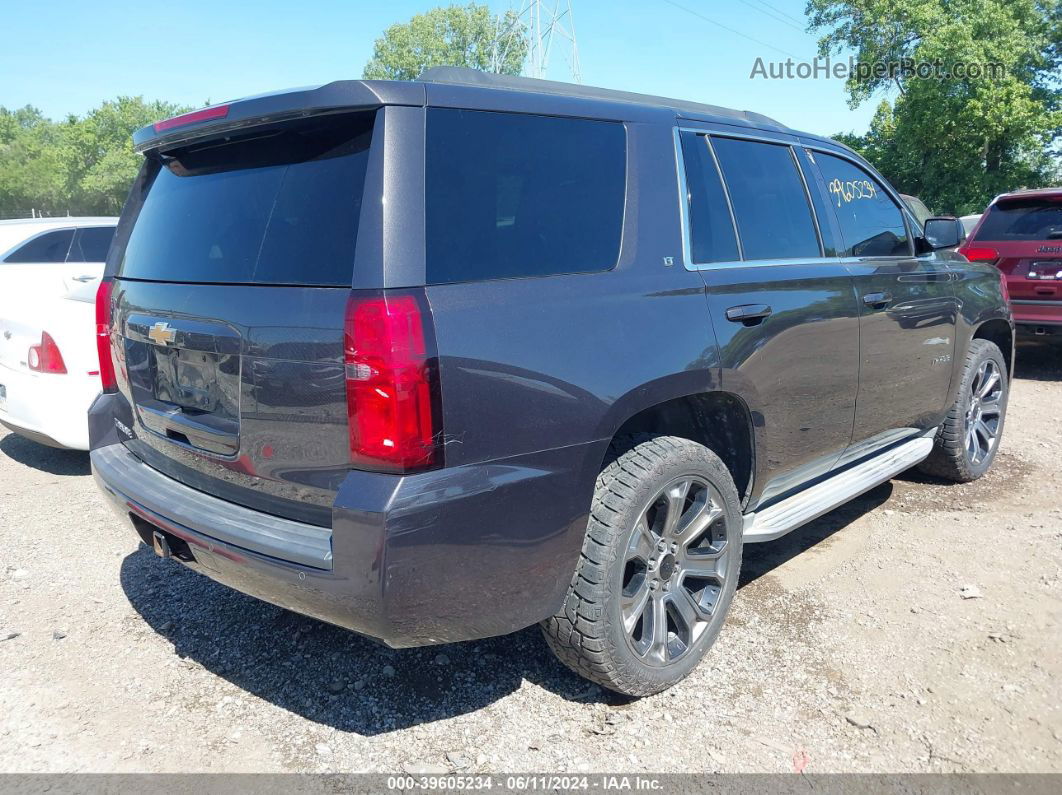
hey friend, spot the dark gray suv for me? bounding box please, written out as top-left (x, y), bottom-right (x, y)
top-left (90, 68), bottom-right (1013, 696)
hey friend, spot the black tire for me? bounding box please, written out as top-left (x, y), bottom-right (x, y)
top-left (541, 434), bottom-right (743, 697)
top-left (918, 339), bottom-right (1008, 482)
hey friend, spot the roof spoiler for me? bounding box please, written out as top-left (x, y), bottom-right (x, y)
top-left (132, 80), bottom-right (425, 154)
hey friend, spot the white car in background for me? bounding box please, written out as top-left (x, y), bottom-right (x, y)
top-left (960, 214), bottom-right (982, 236)
top-left (0, 276), bottom-right (103, 450)
top-left (0, 217), bottom-right (116, 450)
top-left (0, 217), bottom-right (117, 318)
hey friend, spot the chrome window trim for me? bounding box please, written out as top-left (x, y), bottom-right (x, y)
top-left (674, 126), bottom-right (830, 271)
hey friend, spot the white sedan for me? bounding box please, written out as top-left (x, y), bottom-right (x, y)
top-left (0, 277), bottom-right (103, 450)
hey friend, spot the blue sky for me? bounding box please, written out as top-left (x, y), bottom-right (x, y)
top-left (0, 0), bottom-right (891, 137)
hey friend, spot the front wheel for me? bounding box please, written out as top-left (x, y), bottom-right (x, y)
top-left (541, 435), bottom-right (743, 697)
top-left (918, 339), bottom-right (1009, 482)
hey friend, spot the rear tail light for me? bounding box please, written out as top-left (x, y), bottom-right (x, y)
top-left (28, 332), bottom-right (67, 374)
top-left (958, 245), bottom-right (999, 264)
top-left (95, 279), bottom-right (117, 392)
top-left (343, 291), bottom-right (441, 473)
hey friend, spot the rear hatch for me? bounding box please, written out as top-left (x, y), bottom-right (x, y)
top-left (966, 194), bottom-right (1062, 321)
top-left (111, 111), bottom-right (376, 526)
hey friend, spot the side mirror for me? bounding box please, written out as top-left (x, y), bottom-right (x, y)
top-left (922, 217), bottom-right (965, 250)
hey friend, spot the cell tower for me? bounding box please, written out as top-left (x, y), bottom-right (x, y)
top-left (516, 1), bottom-right (582, 83)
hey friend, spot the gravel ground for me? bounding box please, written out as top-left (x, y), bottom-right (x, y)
top-left (1, 342), bottom-right (1060, 774)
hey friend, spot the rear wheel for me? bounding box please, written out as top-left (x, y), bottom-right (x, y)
top-left (918, 339), bottom-right (1008, 482)
top-left (541, 435), bottom-right (743, 697)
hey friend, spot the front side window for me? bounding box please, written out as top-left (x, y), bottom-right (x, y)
top-left (711, 137), bottom-right (821, 261)
top-left (813, 152), bottom-right (910, 257)
top-left (3, 228), bottom-right (74, 263)
top-left (425, 108), bottom-right (626, 284)
top-left (679, 132), bottom-right (740, 264)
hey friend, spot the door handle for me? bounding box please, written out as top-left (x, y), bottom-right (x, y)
top-left (862, 292), bottom-right (892, 308)
top-left (725, 304), bottom-right (773, 325)
top-left (70, 274), bottom-right (96, 283)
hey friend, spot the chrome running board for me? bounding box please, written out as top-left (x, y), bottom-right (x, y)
top-left (742, 435), bottom-right (935, 543)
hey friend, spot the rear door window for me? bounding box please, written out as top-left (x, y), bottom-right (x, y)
top-left (119, 113), bottom-right (374, 285)
top-left (711, 137), bottom-right (821, 260)
top-left (67, 226), bottom-right (116, 263)
top-left (679, 132), bottom-right (740, 264)
top-left (812, 151), bottom-right (910, 257)
top-left (974, 197), bottom-right (1062, 241)
top-left (3, 228), bottom-right (74, 263)
top-left (425, 108), bottom-right (626, 284)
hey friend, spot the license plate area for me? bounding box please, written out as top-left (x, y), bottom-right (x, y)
top-left (123, 314), bottom-right (242, 457)
top-left (1028, 260), bottom-right (1062, 280)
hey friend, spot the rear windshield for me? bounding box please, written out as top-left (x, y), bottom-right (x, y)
top-left (119, 113), bottom-right (374, 285)
top-left (974, 197), bottom-right (1062, 242)
top-left (425, 108), bottom-right (626, 284)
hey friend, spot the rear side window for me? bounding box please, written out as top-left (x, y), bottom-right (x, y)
top-left (67, 226), bottom-right (116, 263)
top-left (425, 109), bottom-right (625, 284)
top-left (679, 132), bottom-right (740, 263)
top-left (4, 228), bottom-right (73, 263)
top-left (812, 151), bottom-right (910, 257)
top-left (119, 113), bottom-right (374, 285)
top-left (974, 197), bottom-right (1062, 241)
top-left (711, 137), bottom-right (821, 260)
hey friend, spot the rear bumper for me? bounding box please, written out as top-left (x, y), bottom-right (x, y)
top-left (0, 363), bottom-right (99, 450)
top-left (90, 395), bottom-right (601, 647)
top-left (1011, 299), bottom-right (1062, 331)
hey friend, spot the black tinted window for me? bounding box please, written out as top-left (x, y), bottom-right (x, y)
top-left (425, 109), bottom-right (625, 284)
top-left (4, 228), bottom-right (73, 263)
top-left (975, 198), bottom-right (1062, 241)
top-left (680, 132), bottom-right (739, 263)
top-left (119, 113), bottom-right (374, 285)
top-left (711, 137), bottom-right (820, 260)
top-left (67, 226), bottom-right (115, 263)
top-left (813, 152), bottom-right (909, 257)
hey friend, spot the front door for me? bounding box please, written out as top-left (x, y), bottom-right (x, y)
top-left (805, 149), bottom-right (957, 462)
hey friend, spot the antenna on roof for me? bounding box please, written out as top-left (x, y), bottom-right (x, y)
top-left (516, 1), bottom-right (581, 83)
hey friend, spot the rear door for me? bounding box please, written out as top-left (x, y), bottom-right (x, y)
top-left (967, 194), bottom-right (1062, 328)
top-left (109, 111), bottom-right (376, 525)
top-left (805, 148), bottom-right (957, 460)
top-left (679, 129), bottom-right (860, 506)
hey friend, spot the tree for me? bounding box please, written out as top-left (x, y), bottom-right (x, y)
top-left (810, 0), bottom-right (1062, 214)
top-left (0, 97), bottom-right (187, 218)
top-left (363, 3), bottom-right (528, 81)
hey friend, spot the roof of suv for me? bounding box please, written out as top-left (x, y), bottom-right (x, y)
top-left (133, 67), bottom-right (846, 155)
top-left (991, 187), bottom-right (1062, 202)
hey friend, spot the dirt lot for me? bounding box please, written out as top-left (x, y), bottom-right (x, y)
top-left (1, 342), bottom-right (1060, 775)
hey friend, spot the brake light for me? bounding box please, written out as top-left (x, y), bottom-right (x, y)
top-left (95, 279), bottom-right (117, 392)
top-left (28, 332), bottom-right (67, 374)
top-left (343, 292), bottom-right (441, 473)
top-left (153, 104), bottom-right (230, 133)
top-left (959, 246), bottom-right (999, 264)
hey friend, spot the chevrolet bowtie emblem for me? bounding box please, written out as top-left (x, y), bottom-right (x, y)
top-left (148, 322), bottom-right (177, 346)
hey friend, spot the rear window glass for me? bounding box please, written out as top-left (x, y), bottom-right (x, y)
top-left (119, 113), bottom-right (374, 285)
top-left (425, 108), bottom-right (625, 284)
top-left (974, 198), bottom-right (1062, 241)
top-left (4, 228), bottom-right (73, 263)
top-left (711, 137), bottom-right (821, 260)
top-left (680, 132), bottom-right (740, 264)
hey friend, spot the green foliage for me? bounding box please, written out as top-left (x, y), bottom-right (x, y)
top-left (810, 0), bottom-right (1062, 215)
top-left (0, 97), bottom-right (188, 218)
top-left (363, 3), bottom-right (528, 81)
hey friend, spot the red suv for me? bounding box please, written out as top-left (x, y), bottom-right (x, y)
top-left (960, 187), bottom-right (1062, 338)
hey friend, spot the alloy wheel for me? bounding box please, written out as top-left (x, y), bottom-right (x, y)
top-left (964, 359), bottom-right (1003, 465)
top-left (620, 476), bottom-right (730, 667)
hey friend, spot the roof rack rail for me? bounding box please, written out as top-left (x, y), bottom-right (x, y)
top-left (416, 66), bottom-right (787, 130)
